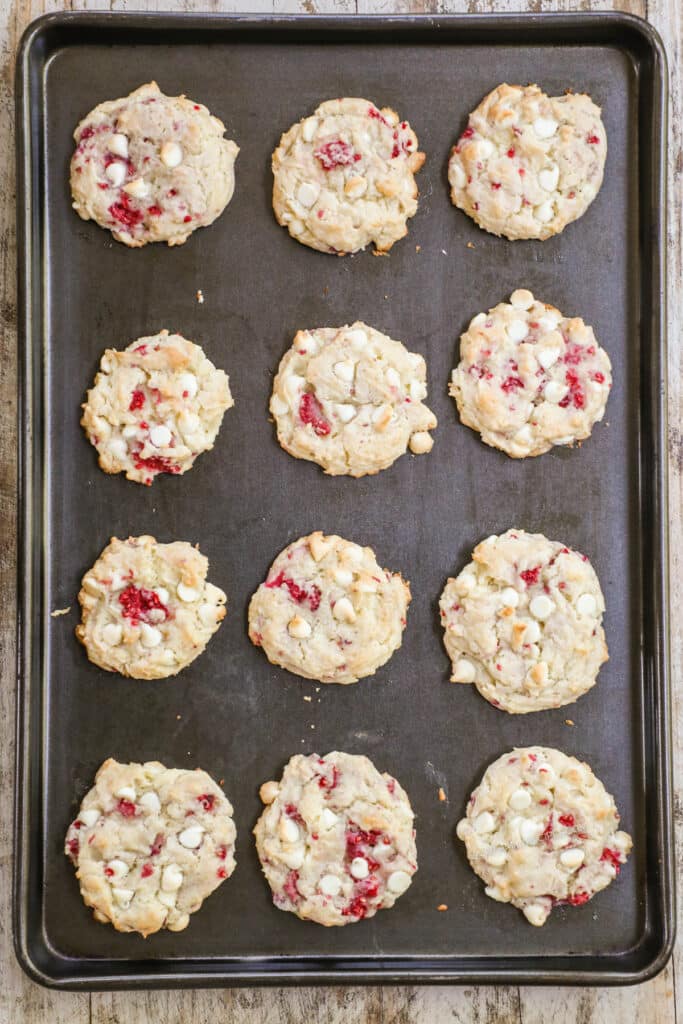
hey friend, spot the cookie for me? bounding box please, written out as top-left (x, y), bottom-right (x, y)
top-left (254, 751), bottom-right (417, 926)
top-left (76, 535), bottom-right (227, 680)
top-left (65, 758), bottom-right (236, 936)
top-left (70, 81), bottom-right (239, 247)
top-left (456, 746), bottom-right (632, 926)
top-left (450, 290), bottom-right (611, 458)
top-left (448, 83), bottom-right (606, 240)
top-left (270, 322), bottom-right (437, 476)
top-left (439, 529), bottom-right (608, 714)
top-left (82, 330), bottom-right (234, 485)
top-left (272, 98), bottom-right (425, 255)
top-left (248, 532), bottom-right (410, 684)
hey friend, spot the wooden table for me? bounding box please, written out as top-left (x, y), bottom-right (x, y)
top-left (1, 1), bottom-right (680, 1021)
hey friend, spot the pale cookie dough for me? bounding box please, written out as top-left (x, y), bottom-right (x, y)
top-left (76, 535), bottom-right (227, 680)
top-left (248, 532), bottom-right (410, 684)
top-left (448, 83), bottom-right (606, 240)
top-left (439, 529), bottom-right (608, 714)
top-left (450, 290), bottom-right (611, 458)
top-left (272, 98), bottom-right (425, 254)
top-left (456, 746), bottom-right (632, 926)
top-left (70, 81), bottom-right (239, 247)
top-left (65, 758), bottom-right (236, 936)
top-left (82, 330), bottom-right (234, 485)
top-left (254, 751), bottom-right (417, 925)
top-left (271, 322), bottom-right (437, 476)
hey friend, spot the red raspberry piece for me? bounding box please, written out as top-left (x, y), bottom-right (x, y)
top-left (308, 585), bottom-right (321, 612)
top-left (118, 584), bottom-right (170, 626)
top-left (566, 891), bottom-right (590, 906)
top-left (342, 895), bottom-right (368, 919)
top-left (299, 392), bottom-right (331, 436)
top-left (147, 205), bottom-right (163, 216)
top-left (592, 371), bottom-right (605, 384)
top-left (314, 140), bottom-right (359, 170)
top-left (559, 369), bottom-right (585, 410)
top-left (79, 125), bottom-right (96, 142)
top-left (461, 126), bottom-right (474, 140)
top-left (141, 863), bottom-right (154, 878)
top-left (558, 814), bottom-right (575, 828)
top-left (520, 566), bottom-right (541, 586)
top-left (345, 825), bottom-right (381, 860)
top-left (66, 837), bottom-right (79, 859)
top-left (540, 817), bottom-right (554, 848)
top-left (501, 376), bottom-right (524, 393)
top-left (284, 870), bottom-right (301, 902)
top-left (133, 454), bottom-right (182, 479)
top-left (367, 106), bottom-right (388, 125)
top-left (507, 148), bottom-right (516, 158)
top-left (109, 194), bottom-right (143, 228)
top-left (217, 866), bottom-right (228, 879)
top-left (197, 793), bottom-right (216, 812)
top-left (285, 803), bottom-right (305, 824)
top-left (216, 845), bottom-right (228, 860)
top-left (183, 215), bottom-right (192, 223)
top-left (491, 182), bottom-right (502, 190)
top-left (129, 389), bottom-right (145, 411)
top-left (587, 134), bottom-right (600, 144)
top-left (600, 847), bottom-right (623, 872)
top-left (318, 764), bottom-right (341, 791)
top-left (104, 866), bottom-right (115, 877)
top-left (116, 798), bottom-right (137, 817)
top-left (150, 833), bottom-right (165, 856)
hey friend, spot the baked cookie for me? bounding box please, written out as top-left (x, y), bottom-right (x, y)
top-left (272, 98), bottom-right (425, 254)
top-left (456, 746), bottom-right (632, 926)
top-left (70, 81), bottom-right (239, 247)
top-left (450, 290), bottom-right (611, 458)
top-left (65, 758), bottom-right (236, 936)
top-left (271, 322), bottom-right (437, 476)
top-left (248, 532), bottom-right (410, 684)
top-left (82, 330), bottom-right (234, 485)
top-left (76, 535), bottom-right (227, 680)
top-left (448, 83), bottom-right (606, 240)
top-left (254, 751), bottom-right (417, 926)
top-left (439, 529), bottom-right (608, 714)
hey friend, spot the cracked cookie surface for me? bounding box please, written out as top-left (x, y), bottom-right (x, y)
top-left (271, 322), bottom-right (436, 477)
top-left (254, 751), bottom-right (417, 926)
top-left (456, 746), bottom-right (631, 926)
top-left (448, 83), bottom-right (606, 240)
top-left (272, 98), bottom-right (425, 254)
top-left (70, 81), bottom-right (239, 247)
top-left (82, 330), bottom-right (234, 485)
top-left (450, 290), bottom-right (611, 458)
top-left (248, 532), bottom-right (410, 684)
top-left (76, 535), bottom-right (226, 680)
top-left (65, 758), bottom-right (236, 936)
top-left (439, 529), bottom-right (608, 714)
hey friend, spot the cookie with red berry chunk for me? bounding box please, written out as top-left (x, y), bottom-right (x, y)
top-left (456, 746), bottom-right (632, 926)
top-left (248, 532), bottom-right (410, 684)
top-left (450, 290), bottom-right (611, 458)
top-left (82, 330), bottom-right (234, 485)
top-left (65, 758), bottom-right (236, 936)
top-left (439, 529), bottom-right (608, 714)
top-left (70, 81), bottom-right (239, 247)
top-left (271, 322), bottom-right (436, 477)
top-left (272, 98), bottom-right (425, 255)
top-left (254, 751), bottom-right (417, 926)
top-left (76, 535), bottom-right (227, 680)
top-left (448, 84), bottom-right (606, 240)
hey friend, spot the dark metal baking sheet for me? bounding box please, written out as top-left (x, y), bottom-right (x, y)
top-left (14, 11), bottom-right (672, 988)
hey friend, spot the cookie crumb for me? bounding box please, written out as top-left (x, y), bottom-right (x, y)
top-left (441, 249), bottom-right (448, 256)
top-left (438, 787), bottom-right (447, 802)
top-left (311, 724), bottom-right (315, 729)
top-left (196, 289), bottom-right (204, 304)
top-left (565, 718), bottom-right (575, 726)
top-left (50, 606), bottom-right (71, 617)
top-left (466, 241), bottom-right (475, 249)
top-left (303, 695), bottom-right (312, 702)
top-left (415, 245), bottom-right (421, 252)
top-left (437, 903), bottom-right (448, 911)
top-left (372, 249), bottom-right (389, 257)
top-left (176, 714), bottom-right (181, 720)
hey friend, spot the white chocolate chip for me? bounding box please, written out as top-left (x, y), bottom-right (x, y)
top-left (140, 623), bottom-right (162, 648)
top-left (105, 161), bottom-right (127, 187)
top-left (108, 133), bottom-right (129, 158)
top-left (539, 164), bottom-right (560, 192)
top-left (259, 780), bottom-right (279, 805)
top-left (102, 622), bottom-right (123, 646)
top-left (178, 825), bottom-right (204, 849)
top-left (345, 328), bottom-right (367, 350)
top-left (453, 658), bottom-right (476, 683)
top-left (530, 595), bottom-right (555, 620)
top-left (523, 619), bottom-right (541, 644)
top-left (451, 162), bottom-right (467, 189)
top-left (198, 603), bottom-right (218, 627)
top-left (161, 864), bottom-right (184, 892)
top-left (508, 788), bottom-right (532, 811)
top-left (520, 820), bottom-right (542, 846)
top-left (177, 582), bottom-right (200, 603)
top-left (537, 762), bottom-right (555, 778)
top-left (474, 811), bottom-right (495, 834)
top-left (539, 313), bottom-right (561, 331)
top-left (160, 141), bottom-right (183, 168)
top-left (139, 791), bottom-right (161, 814)
top-left (510, 289), bottom-right (534, 311)
top-left (271, 394), bottom-right (289, 417)
top-left (281, 817), bottom-right (300, 844)
top-left (149, 425), bottom-right (172, 448)
top-left (333, 568), bottom-right (353, 587)
top-left (387, 870), bottom-right (412, 895)
top-left (122, 425), bottom-right (138, 439)
top-left (500, 587), bottom-right (519, 608)
top-left (112, 886), bottom-right (134, 907)
top-left (158, 891), bottom-right (178, 909)
top-left (485, 847), bottom-right (508, 868)
top-left (320, 809), bottom-right (337, 830)
top-left (477, 138), bottom-right (494, 159)
top-left (560, 848), bottom-right (585, 870)
top-left (319, 874), bottom-right (342, 896)
top-left (78, 808), bottom-right (100, 828)
top-left (283, 846), bottom-right (305, 870)
top-left (535, 200), bottom-right (555, 224)
top-left (123, 177), bottom-right (149, 199)
top-left (350, 857), bottom-right (369, 880)
top-left (154, 587), bottom-right (169, 605)
top-left (543, 381), bottom-right (568, 404)
top-left (409, 379), bottom-right (427, 401)
top-left (344, 176), bottom-right (367, 199)
top-left (302, 117), bottom-right (318, 143)
top-left (537, 347), bottom-right (561, 371)
top-left (523, 902), bottom-right (548, 927)
top-left (342, 544), bottom-right (364, 563)
top-left (108, 438), bottom-right (128, 461)
top-left (576, 593), bottom-right (597, 616)
top-left (289, 219), bottom-right (304, 236)
top-left (333, 360), bottom-right (355, 383)
top-left (386, 367), bottom-right (401, 389)
top-left (106, 859), bottom-right (129, 881)
top-left (533, 116), bottom-right (558, 139)
top-left (115, 786), bottom-right (137, 801)
top-left (285, 374), bottom-right (306, 404)
top-left (506, 319), bottom-right (529, 343)
top-left (470, 311), bottom-right (489, 326)
top-left (335, 403), bottom-right (356, 423)
top-left (485, 884), bottom-right (505, 902)
top-left (288, 615), bottom-right (312, 640)
top-left (409, 431), bottom-right (433, 455)
top-left (177, 372), bottom-right (198, 399)
top-left (333, 597), bottom-right (356, 624)
top-left (297, 181), bottom-right (320, 208)
top-left (309, 533), bottom-right (333, 562)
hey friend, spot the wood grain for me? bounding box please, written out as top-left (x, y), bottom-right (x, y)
top-left (1, 1), bottom-right (680, 1021)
